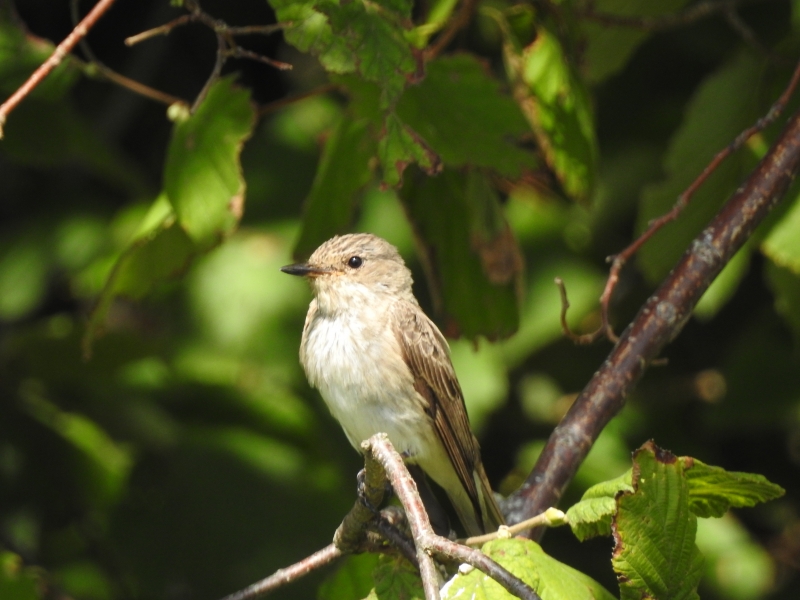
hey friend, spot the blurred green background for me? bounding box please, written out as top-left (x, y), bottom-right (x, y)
top-left (1, 0), bottom-right (799, 599)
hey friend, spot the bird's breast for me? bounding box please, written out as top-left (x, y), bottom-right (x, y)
top-left (300, 307), bottom-right (433, 457)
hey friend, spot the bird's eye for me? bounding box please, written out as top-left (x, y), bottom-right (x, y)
top-left (347, 256), bottom-right (363, 269)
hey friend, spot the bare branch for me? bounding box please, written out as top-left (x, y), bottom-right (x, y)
top-left (506, 103), bottom-right (800, 535)
top-left (125, 15), bottom-right (194, 46)
top-left (225, 47), bottom-right (292, 71)
top-left (219, 544), bottom-right (342, 600)
top-left (365, 434), bottom-right (542, 600)
top-left (462, 508), bottom-right (567, 547)
top-left (576, 0), bottom-right (767, 31)
top-left (594, 56), bottom-right (800, 341)
top-left (0, 0), bottom-right (118, 138)
top-left (424, 0), bottom-right (478, 61)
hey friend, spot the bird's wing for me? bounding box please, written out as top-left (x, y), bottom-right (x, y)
top-left (393, 299), bottom-right (503, 533)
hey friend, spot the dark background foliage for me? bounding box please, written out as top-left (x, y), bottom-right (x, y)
top-left (0, 0), bottom-right (798, 599)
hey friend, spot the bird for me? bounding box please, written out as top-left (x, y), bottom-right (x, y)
top-left (281, 233), bottom-right (504, 536)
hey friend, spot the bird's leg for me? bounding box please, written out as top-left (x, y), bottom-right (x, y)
top-left (356, 468), bottom-right (384, 516)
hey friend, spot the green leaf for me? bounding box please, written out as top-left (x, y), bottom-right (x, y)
top-left (638, 51), bottom-right (764, 283)
top-left (401, 169), bottom-right (521, 340)
top-left (318, 553), bottom-right (379, 600)
top-left (612, 441), bottom-right (704, 600)
top-left (441, 538), bottom-right (615, 600)
top-left (0, 552), bottom-right (43, 600)
top-left (330, 75), bottom-right (432, 187)
top-left (500, 22), bottom-right (598, 201)
top-left (366, 555), bottom-right (424, 600)
top-left (409, 0), bottom-right (459, 47)
top-left (694, 242), bottom-right (752, 320)
top-left (396, 54), bottom-right (538, 177)
top-left (683, 457), bottom-right (785, 518)
top-left (268, 0), bottom-right (416, 106)
top-left (165, 76), bottom-right (255, 242)
top-left (379, 113), bottom-right (441, 187)
top-left (20, 392), bottom-right (132, 509)
top-left (0, 233), bottom-right (48, 320)
top-left (580, 0), bottom-right (692, 83)
top-left (567, 470), bottom-right (633, 540)
top-left (293, 116), bottom-right (376, 259)
top-left (762, 194), bottom-right (800, 274)
top-left (83, 195), bottom-right (200, 354)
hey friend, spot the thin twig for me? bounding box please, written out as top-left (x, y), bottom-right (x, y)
top-left (218, 544), bottom-right (342, 600)
top-left (577, 0), bottom-right (764, 31)
top-left (555, 277), bottom-right (604, 344)
top-left (226, 24), bottom-right (286, 36)
top-left (424, 0), bottom-right (478, 60)
top-left (722, 6), bottom-right (771, 56)
top-left (69, 0), bottom-right (188, 108)
top-left (462, 508), bottom-right (567, 547)
top-left (192, 29), bottom-right (227, 113)
top-left (125, 14), bottom-right (194, 46)
top-left (590, 55), bottom-right (800, 341)
top-left (226, 47), bottom-right (292, 71)
top-left (0, 0), bottom-right (118, 138)
top-left (366, 435), bottom-right (541, 600)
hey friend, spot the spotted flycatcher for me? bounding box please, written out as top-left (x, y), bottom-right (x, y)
top-left (281, 233), bottom-right (504, 535)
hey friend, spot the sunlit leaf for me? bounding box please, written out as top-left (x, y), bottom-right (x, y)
top-left (268, 0), bottom-right (416, 105)
top-left (567, 471), bottom-right (633, 541)
top-left (694, 242), bottom-right (751, 320)
top-left (612, 441), bottom-right (704, 600)
top-left (499, 21), bottom-right (597, 201)
top-left (441, 538), bottom-right (615, 600)
top-left (683, 457), bottom-right (785, 518)
top-left (409, 0), bottom-right (459, 47)
top-left (762, 195), bottom-right (800, 274)
top-left (165, 76), bottom-right (255, 242)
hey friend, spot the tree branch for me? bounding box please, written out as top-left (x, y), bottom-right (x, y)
top-left (365, 434), bottom-right (541, 600)
top-left (0, 0), bottom-right (118, 138)
top-left (505, 103), bottom-right (800, 534)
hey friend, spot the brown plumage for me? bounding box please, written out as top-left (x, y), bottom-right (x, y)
top-left (282, 233), bottom-right (504, 535)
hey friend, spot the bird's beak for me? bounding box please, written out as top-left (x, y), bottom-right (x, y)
top-left (280, 263), bottom-right (330, 278)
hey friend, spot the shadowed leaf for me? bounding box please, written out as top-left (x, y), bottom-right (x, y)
top-left (401, 169), bottom-right (521, 340)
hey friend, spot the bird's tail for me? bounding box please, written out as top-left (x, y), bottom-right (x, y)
top-left (448, 462), bottom-right (505, 537)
